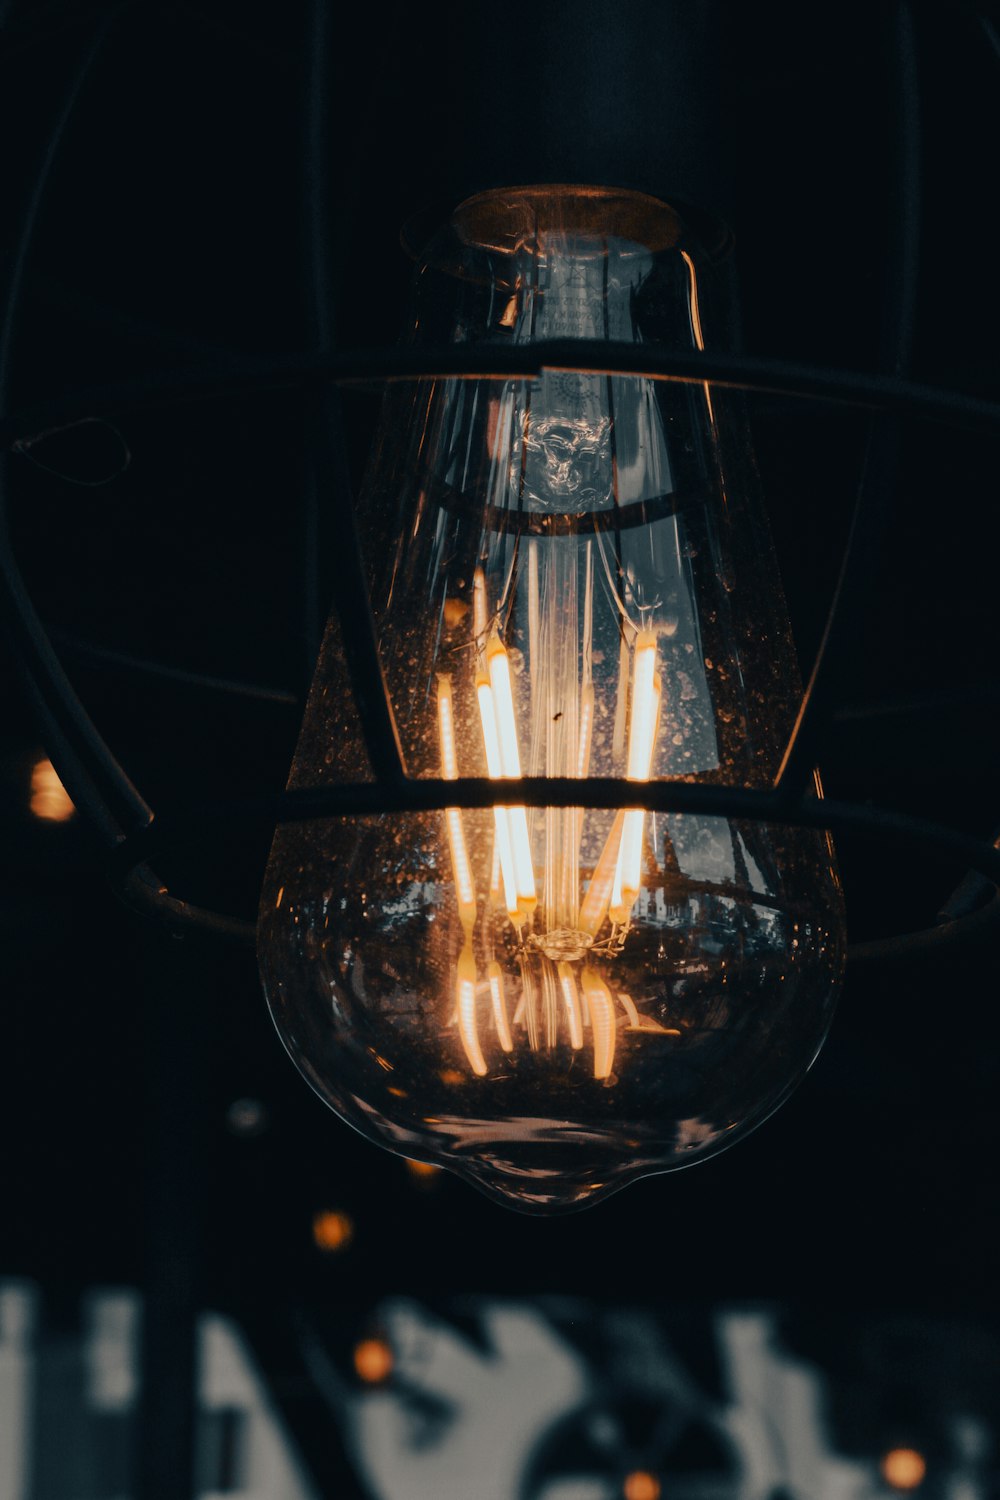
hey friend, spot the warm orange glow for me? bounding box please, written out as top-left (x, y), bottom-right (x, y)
top-left (623, 1472), bottom-right (660, 1500)
top-left (881, 1448), bottom-right (927, 1491)
top-left (617, 991), bottom-right (640, 1027)
top-left (473, 565), bottom-right (488, 638)
top-left (354, 1337), bottom-right (393, 1384)
top-left (437, 675), bottom-right (460, 780)
top-left (577, 682), bottom-right (594, 777)
top-left (442, 595), bottom-right (468, 629)
top-left (488, 961), bottom-right (514, 1051)
top-left (681, 247), bottom-right (716, 427)
top-left (582, 968), bottom-right (616, 1079)
top-left (312, 1210), bottom-right (354, 1253)
top-left (617, 633), bottom-right (661, 913)
top-left (627, 633), bottom-right (659, 779)
top-left (580, 809), bottom-right (625, 937)
top-left (445, 809), bottom-right (476, 928)
top-left (476, 678), bottom-right (503, 775)
top-left (487, 634), bottom-right (521, 774)
top-left (477, 677), bottom-right (520, 919)
top-left (405, 1158), bottom-right (440, 1179)
top-left (457, 944), bottom-right (487, 1076)
top-left (437, 675), bottom-right (477, 932)
top-left (485, 635), bottom-right (536, 911)
top-left (557, 962), bottom-right (584, 1049)
top-left (510, 807), bottom-right (536, 913)
top-left (30, 759), bottom-right (74, 822)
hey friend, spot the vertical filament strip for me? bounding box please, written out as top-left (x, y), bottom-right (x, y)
top-left (437, 675), bottom-right (476, 932)
top-left (580, 808), bottom-right (625, 937)
top-left (488, 962), bottom-right (514, 1051)
top-left (457, 945), bottom-right (487, 1077)
top-left (582, 969), bottom-right (616, 1080)
top-left (616, 632), bottom-right (662, 915)
top-left (477, 678), bottom-right (521, 919)
top-left (626, 633), bottom-right (659, 779)
top-left (557, 962), bottom-right (584, 1050)
top-left (577, 683), bottom-right (595, 779)
top-left (487, 634), bottom-right (522, 776)
top-left (485, 635), bottom-right (536, 911)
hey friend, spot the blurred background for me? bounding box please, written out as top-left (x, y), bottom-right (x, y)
top-left (1, 1), bottom-right (999, 1495)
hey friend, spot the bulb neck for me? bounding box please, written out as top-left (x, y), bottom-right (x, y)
top-left (397, 1), bottom-right (735, 261)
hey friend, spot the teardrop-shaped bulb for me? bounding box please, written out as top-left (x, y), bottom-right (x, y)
top-left (258, 187), bottom-right (845, 1213)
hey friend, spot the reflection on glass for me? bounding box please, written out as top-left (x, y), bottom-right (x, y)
top-left (258, 186), bottom-right (846, 1211)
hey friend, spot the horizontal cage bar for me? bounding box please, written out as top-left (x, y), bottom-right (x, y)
top-left (4, 342), bottom-right (1000, 456)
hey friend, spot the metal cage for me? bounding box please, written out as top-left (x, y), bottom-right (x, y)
top-left (2, 2), bottom-right (999, 968)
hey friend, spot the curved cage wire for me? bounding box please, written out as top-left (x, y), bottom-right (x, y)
top-left (1, 2), bottom-right (998, 966)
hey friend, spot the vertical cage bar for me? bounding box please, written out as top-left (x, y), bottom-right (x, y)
top-left (774, 0), bottom-right (920, 800)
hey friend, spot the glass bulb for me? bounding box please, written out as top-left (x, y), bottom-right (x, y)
top-left (258, 186), bottom-right (846, 1213)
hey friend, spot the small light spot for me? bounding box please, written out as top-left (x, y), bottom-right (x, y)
top-left (406, 1159), bottom-right (440, 1180)
top-left (623, 1472), bottom-right (660, 1500)
top-left (881, 1449), bottom-right (926, 1491)
top-left (438, 1069), bottom-right (464, 1086)
top-left (312, 1211), bottom-right (355, 1253)
top-left (275, 886), bottom-right (284, 909)
top-left (354, 1337), bottom-right (393, 1384)
top-left (442, 596), bottom-right (469, 628)
top-left (30, 759), bottom-right (74, 822)
top-left (225, 1098), bottom-right (268, 1137)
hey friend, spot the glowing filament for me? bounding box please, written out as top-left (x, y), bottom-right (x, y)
top-left (477, 678), bottom-right (521, 919)
top-left (488, 961), bottom-right (514, 1052)
top-left (473, 566), bottom-right (488, 640)
top-left (616, 633), bottom-right (662, 915)
top-left (476, 678), bottom-right (503, 778)
top-left (580, 809), bottom-right (625, 937)
top-left (617, 992), bottom-right (640, 1028)
top-left (457, 946), bottom-right (487, 1077)
top-left (487, 634), bottom-right (521, 776)
top-left (483, 637), bottom-right (536, 911)
top-left (627, 634), bottom-right (660, 780)
top-left (437, 676), bottom-right (476, 932)
top-left (437, 675), bottom-right (460, 779)
top-left (577, 682), bottom-right (594, 778)
top-left (557, 962), bottom-right (584, 1050)
top-left (508, 809), bottom-right (536, 912)
top-left (582, 969), bottom-right (616, 1080)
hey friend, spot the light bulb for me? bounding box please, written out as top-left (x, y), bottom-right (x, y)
top-left (258, 186), bottom-right (845, 1213)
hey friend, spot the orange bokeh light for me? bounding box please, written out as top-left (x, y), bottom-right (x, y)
top-left (405, 1159), bottom-right (440, 1180)
top-left (30, 759), bottom-right (74, 822)
top-left (312, 1210), bottom-right (354, 1253)
top-left (881, 1448), bottom-right (927, 1491)
top-left (354, 1337), bottom-right (393, 1384)
top-left (623, 1472), bottom-right (660, 1500)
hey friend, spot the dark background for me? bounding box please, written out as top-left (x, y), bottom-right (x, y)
top-left (1, 0), bottom-right (999, 1488)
